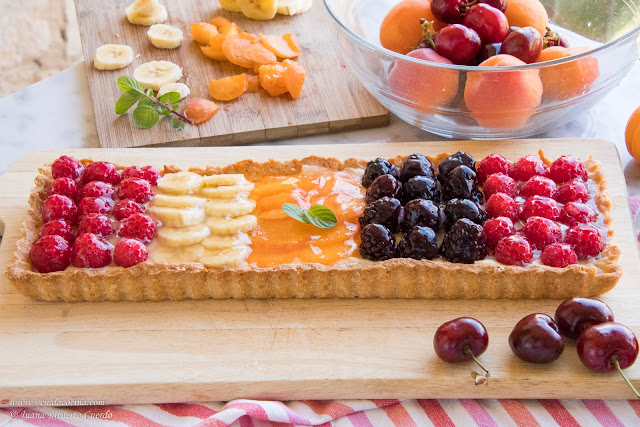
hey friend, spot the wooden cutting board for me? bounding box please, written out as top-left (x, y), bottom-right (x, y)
top-left (1, 139), bottom-right (639, 404)
top-left (74, 0), bottom-right (389, 149)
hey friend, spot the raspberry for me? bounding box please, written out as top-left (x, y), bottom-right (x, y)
top-left (114, 238), bottom-right (148, 267)
top-left (122, 165), bottom-right (161, 186)
top-left (520, 195), bottom-right (560, 221)
top-left (541, 243), bottom-right (578, 268)
top-left (522, 216), bottom-right (562, 249)
top-left (71, 233), bottom-right (113, 268)
top-left (362, 158), bottom-right (399, 188)
top-left (398, 226), bottom-right (439, 260)
top-left (50, 177), bottom-right (79, 201)
top-left (556, 180), bottom-right (589, 204)
top-left (564, 224), bottom-right (604, 259)
top-left (441, 218), bottom-right (487, 264)
top-left (51, 155), bottom-right (84, 181)
top-left (520, 176), bottom-right (557, 199)
top-left (495, 235), bottom-right (532, 266)
top-left (39, 219), bottom-right (75, 243)
top-left (483, 173), bottom-right (517, 198)
top-left (360, 197), bottom-right (404, 233)
top-left (112, 200), bottom-right (146, 221)
top-left (359, 224), bottom-right (398, 261)
top-left (78, 213), bottom-right (115, 237)
top-left (510, 155), bottom-right (549, 181)
top-left (549, 155), bottom-right (588, 183)
top-left (77, 196), bottom-right (114, 217)
top-left (365, 174), bottom-right (402, 204)
top-left (485, 192), bottom-right (520, 221)
top-left (399, 153), bottom-right (435, 182)
top-left (42, 194), bottom-right (78, 224)
top-left (477, 153), bottom-right (511, 185)
top-left (116, 178), bottom-right (154, 204)
top-left (559, 202), bottom-right (597, 227)
top-left (83, 161), bottom-right (121, 185)
top-left (483, 217), bottom-right (515, 249)
top-left (116, 213), bottom-right (157, 243)
top-left (29, 235), bottom-right (71, 273)
top-left (79, 181), bottom-right (115, 199)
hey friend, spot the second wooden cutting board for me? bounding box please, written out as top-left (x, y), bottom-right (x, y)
top-left (74, 0), bottom-right (389, 148)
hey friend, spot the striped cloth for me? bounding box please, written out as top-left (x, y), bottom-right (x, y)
top-left (1, 198), bottom-right (639, 427)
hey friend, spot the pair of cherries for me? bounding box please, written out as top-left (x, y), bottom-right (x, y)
top-left (434, 298), bottom-right (639, 396)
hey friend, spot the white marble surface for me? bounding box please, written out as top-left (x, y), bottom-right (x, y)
top-left (1, 62), bottom-right (639, 194)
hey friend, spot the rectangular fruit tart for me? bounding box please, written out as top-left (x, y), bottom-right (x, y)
top-left (6, 150), bottom-right (621, 301)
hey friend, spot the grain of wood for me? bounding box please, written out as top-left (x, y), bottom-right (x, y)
top-left (74, 0), bottom-right (389, 148)
top-left (0, 140), bottom-right (639, 404)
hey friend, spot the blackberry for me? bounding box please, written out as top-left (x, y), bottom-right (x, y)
top-left (362, 158), bottom-right (399, 188)
top-left (402, 176), bottom-right (440, 204)
top-left (399, 226), bottom-right (439, 260)
top-left (359, 224), bottom-right (398, 261)
top-left (444, 198), bottom-right (486, 229)
top-left (440, 165), bottom-right (483, 203)
top-left (365, 174), bottom-right (402, 204)
top-left (399, 153), bottom-right (435, 182)
top-left (437, 151), bottom-right (477, 179)
top-left (440, 218), bottom-right (487, 264)
top-left (402, 199), bottom-right (441, 232)
top-left (359, 197), bottom-right (404, 233)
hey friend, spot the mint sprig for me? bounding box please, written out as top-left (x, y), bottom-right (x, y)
top-left (115, 76), bottom-right (193, 130)
top-left (282, 203), bottom-right (338, 229)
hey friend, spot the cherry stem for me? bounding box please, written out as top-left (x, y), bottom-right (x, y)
top-left (613, 356), bottom-right (640, 399)
top-left (419, 19), bottom-right (436, 50)
top-left (464, 346), bottom-right (490, 375)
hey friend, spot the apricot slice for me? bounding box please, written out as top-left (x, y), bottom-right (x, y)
top-left (535, 46), bottom-right (599, 100)
top-left (209, 17), bottom-right (241, 35)
top-left (258, 63), bottom-right (288, 97)
top-left (222, 34), bottom-right (256, 68)
top-left (464, 54), bottom-right (543, 128)
top-left (379, 0), bottom-right (445, 55)
top-left (504, 0), bottom-right (549, 37)
top-left (192, 23), bottom-right (219, 45)
top-left (209, 74), bottom-right (248, 101)
top-left (259, 34), bottom-right (300, 59)
top-left (245, 42), bottom-right (278, 66)
top-left (283, 60), bottom-right (306, 100)
top-left (200, 43), bottom-right (226, 61)
top-left (181, 98), bottom-right (219, 125)
top-left (283, 33), bottom-right (302, 54)
top-left (246, 74), bottom-right (260, 93)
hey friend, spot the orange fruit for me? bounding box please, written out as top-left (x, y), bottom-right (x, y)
top-left (209, 74), bottom-right (248, 101)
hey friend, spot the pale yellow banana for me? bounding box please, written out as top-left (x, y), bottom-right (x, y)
top-left (126, 0), bottom-right (168, 25)
top-left (207, 215), bottom-right (257, 235)
top-left (147, 206), bottom-right (206, 227)
top-left (156, 171), bottom-right (204, 195)
top-left (133, 60), bottom-right (182, 91)
top-left (237, 0), bottom-right (277, 20)
top-left (147, 24), bottom-right (184, 49)
top-left (156, 224), bottom-right (211, 247)
top-left (93, 44), bottom-right (134, 70)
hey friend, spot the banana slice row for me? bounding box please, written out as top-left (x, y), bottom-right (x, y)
top-left (219, 0), bottom-right (312, 19)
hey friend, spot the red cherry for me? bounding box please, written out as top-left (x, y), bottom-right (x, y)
top-left (113, 238), bottom-right (148, 267)
top-left (434, 317), bottom-right (490, 383)
top-left (463, 4), bottom-right (509, 44)
top-left (435, 24), bottom-right (482, 65)
top-left (555, 297), bottom-right (614, 340)
top-left (71, 233), bottom-right (112, 268)
top-left (431, 0), bottom-right (471, 24)
top-left (42, 194), bottom-right (78, 224)
top-left (509, 313), bottom-right (565, 364)
top-left (500, 27), bottom-right (543, 63)
top-left (479, 0), bottom-right (506, 12)
top-left (29, 235), bottom-right (71, 273)
top-left (52, 155), bottom-right (84, 181)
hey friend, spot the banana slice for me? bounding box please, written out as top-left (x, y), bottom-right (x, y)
top-left (219, 0), bottom-right (242, 12)
top-left (205, 198), bottom-right (256, 217)
top-left (203, 174), bottom-right (248, 187)
top-left (200, 247), bottom-right (249, 268)
top-left (200, 183), bottom-right (254, 198)
top-left (148, 242), bottom-right (205, 263)
top-left (152, 194), bottom-right (206, 208)
top-left (202, 233), bottom-right (250, 250)
top-left (277, 0), bottom-right (312, 15)
top-left (133, 60), bottom-right (182, 91)
top-left (157, 82), bottom-right (190, 100)
top-left (148, 206), bottom-right (206, 227)
top-left (157, 224), bottom-right (211, 247)
top-left (147, 24), bottom-right (184, 49)
top-left (126, 0), bottom-right (168, 26)
top-left (207, 215), bottom-right (257, 235)
top-left (93, 44), bottom-right (134, 70)
top-left (237, 0), bottom-right (277, 20)
top-left (156, 171), bottom-right (204, 195)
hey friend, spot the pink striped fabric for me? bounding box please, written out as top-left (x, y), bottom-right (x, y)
top-left (2, 400), bottom-right (639, 426)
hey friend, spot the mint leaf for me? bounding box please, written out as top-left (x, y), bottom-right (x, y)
top-left (158, 91), bottom-right (180, 104)
top-left (118, 76), bottom-right (144, 93)
top-left (306, 205), bottom-right (338, 229)
top-left (138, 97), bottom-right (154, 108)
top-left (158, 106), bottom-right (171, 115)
top-left (115, 91), bottom-right (142, 114)
top-left (146, 89), bottom-right (154, 97)
top-left (170, 116), bottom-right (186, 130)
top-left (132, 105), bottom-right (160, 129)
top-left (282, 203), bottom-right (310, 224)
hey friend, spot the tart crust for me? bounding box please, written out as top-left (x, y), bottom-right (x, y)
top-left (6, 153), bottom-right (622, 302)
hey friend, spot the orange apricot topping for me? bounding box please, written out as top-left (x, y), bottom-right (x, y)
top-left (246, 74), bottom-right (260, 93)
top-left (283, 59), bottom-right (306, 100)
top-left (504, 0), bottom-right (549, 37)
top-left (260, 34), bottom-right (300, 59)
top-left (222, 33), bottom-right (257, 68)
top-left (209, 17), bottom-right (241, 35)
top-left (259, 63), bottom-right (288, 97)
top-left (535, 46), bottom-right (599, 100)
top-left (191, 23), bottom-right (219, 45)
top-left (181, 98), bottom-right (219, 125)
top-left (209, 74), bottom-right (248, 101)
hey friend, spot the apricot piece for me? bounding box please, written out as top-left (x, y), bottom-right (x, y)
top-left (200, 43), bottom-right (226, 61)
top-left (464, 54), bottom-right (543, 128)
top-left (535, 46), bottom-right (599, 100)
top-left (222, 34), bottom-right (256, 68)
top-left (246, 74), bottom-right (260, 92)
top-left (283, 59), bottom-right (306, 100)
top-left (626, 106), bottom-right (640, 161)
top-left (258, 63), bottom-right (288, 97)
top-left (379, 0), bottom-right (445, 55)
top-left (192, 23), bottom-right (219, 45)
top-left (260, 34), bottom-right (299, 59)
top-left (181, 98), bottom-right (219, 125)
top-left (283, 33), bottom-right (302, 54)
top-left (504, 0), bottom-right (549, 37)
top-left (209, 74), bottom-right (248, 101)
top-left (209, 17), bottom-right (241, 35)
top-left (245, 42), bottom-right (278, 66)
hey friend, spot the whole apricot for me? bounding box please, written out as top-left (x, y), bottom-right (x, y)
top-left (535, 46), bottom-right (599, 100)
top-left (504, 0), bottom-right (549, 37)
top-left (380, 0), bottom-right (444, 55)
top-left (388, 48), bottom-right (459, 112)
top-left (464, 54), bottom-right (543, 128)
top-left (626, 106), bottom-right (640, 162)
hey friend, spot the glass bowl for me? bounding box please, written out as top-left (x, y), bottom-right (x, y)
top-left (323, 0), bottom-right (640, 139)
